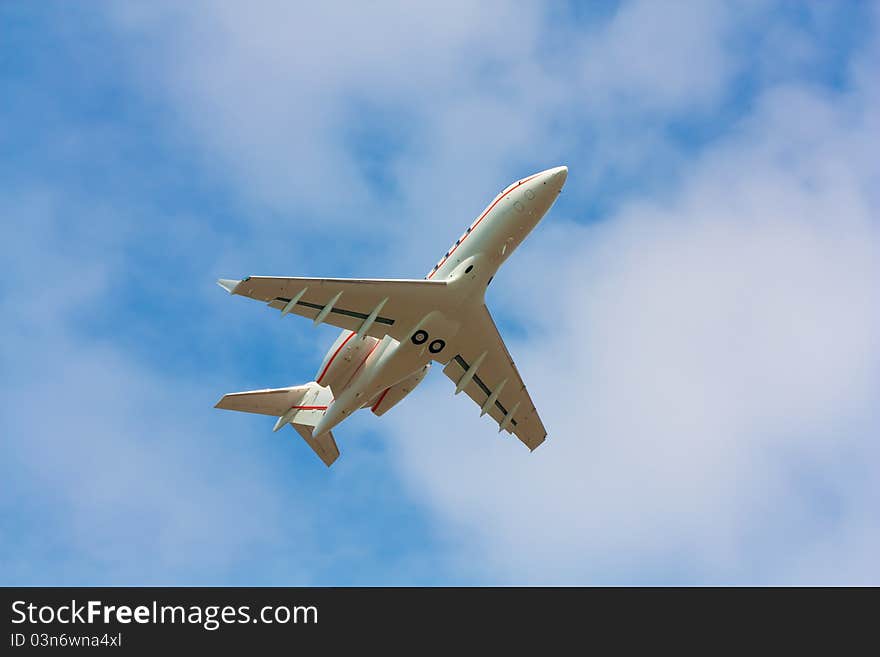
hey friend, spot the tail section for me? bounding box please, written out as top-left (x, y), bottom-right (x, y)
top-left (215, 381), bottom-right (340, 466)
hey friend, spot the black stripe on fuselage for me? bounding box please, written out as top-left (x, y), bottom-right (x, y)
top-left (453, 354), bottom-right (518, 427)
top-left (272, 297), bottom-right (395, 325)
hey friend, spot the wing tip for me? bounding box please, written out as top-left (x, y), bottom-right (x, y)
top-left (529, 433), bottom-right (548, 452)
top-left (217, 278), bottom-right (241, 294)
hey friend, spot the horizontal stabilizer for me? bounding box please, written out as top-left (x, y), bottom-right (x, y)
top-left (214, 385), bottom-right (312, 417)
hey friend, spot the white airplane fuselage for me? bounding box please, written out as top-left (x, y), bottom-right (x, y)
top-left (310, 166), bottom-right (567, 437)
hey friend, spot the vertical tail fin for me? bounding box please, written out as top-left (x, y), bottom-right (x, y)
top-left (286, 383), bottom-right (339, 467)
top-left (291, 425), bottom-right (339, 467)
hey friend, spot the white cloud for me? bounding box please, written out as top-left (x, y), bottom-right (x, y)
top-left (108, 1), bottom-right (544, 222)
top-left (385, 43), bottom-right (880, 584)
top-left (577, 0), bottom-right (736, 114)
top-left (105, 0), bottom-right (745, 251)
top-left (0, 189), bottom-right (319, 584)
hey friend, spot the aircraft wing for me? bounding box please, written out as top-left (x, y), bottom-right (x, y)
top-left (442, 305), bottom-right (547, 451)
top-left (218, 276), bottom-right (448, 342)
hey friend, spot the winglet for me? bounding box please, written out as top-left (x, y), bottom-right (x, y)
top-left (217, 278), bottom-right (241, 294)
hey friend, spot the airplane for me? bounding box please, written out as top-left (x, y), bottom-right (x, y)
top-left (215, 165), bottom-right (568, 466)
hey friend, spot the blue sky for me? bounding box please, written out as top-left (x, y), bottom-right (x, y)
top-left (2, 1), bottom-right (878, 585)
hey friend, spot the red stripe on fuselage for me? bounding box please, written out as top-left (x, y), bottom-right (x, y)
top-left (316, 330), bottom-right (356, 384)
top-left (371, 387), bottom-right (391, 413)
top-left (426, 172), bottom-right (542, 279)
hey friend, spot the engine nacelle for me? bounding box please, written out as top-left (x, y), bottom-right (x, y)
top-left (315, 330), bottom-right (379, 395)
top-left (369, 364), bottom-right (430, 416)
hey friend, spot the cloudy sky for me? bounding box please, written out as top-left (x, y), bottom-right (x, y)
top-left (2, 1), bottom-right (878, 585)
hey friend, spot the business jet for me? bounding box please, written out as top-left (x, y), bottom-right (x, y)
top-left (216, 165), bottom-right (567, 466)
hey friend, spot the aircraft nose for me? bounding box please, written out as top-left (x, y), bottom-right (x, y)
top-left (551, 165), bottom-right (568, 185)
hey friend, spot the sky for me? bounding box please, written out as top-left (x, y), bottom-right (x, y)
top-left (1, 1), bottom-right (878, 585)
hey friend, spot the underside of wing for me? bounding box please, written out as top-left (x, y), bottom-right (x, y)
top-left (218, 276), bottom-right (448, 343)
top-left (442, 305), bottom-right (547, 451)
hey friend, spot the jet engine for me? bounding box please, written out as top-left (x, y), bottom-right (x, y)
top-left (315, 331), bottom-right (379, 395)
top-left (369, 364), bottom-right (430, 416)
